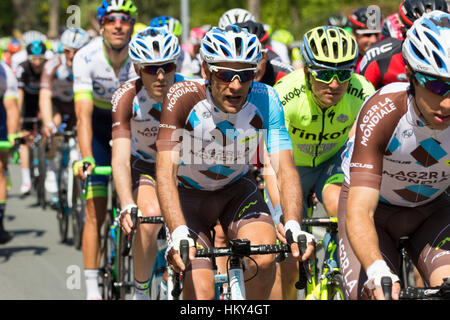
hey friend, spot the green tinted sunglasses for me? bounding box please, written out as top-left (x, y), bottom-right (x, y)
top-left (308, 68), bottom-right (353, 84)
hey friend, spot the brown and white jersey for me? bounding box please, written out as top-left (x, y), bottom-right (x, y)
top-left (111, 74), bottom-right (188, 162)
top-left (40, 54), bottom-right (74, 103)
top-left (156, 79), bottom-right (292, 191)
top-left (342, 82), bottom-right (450, 207)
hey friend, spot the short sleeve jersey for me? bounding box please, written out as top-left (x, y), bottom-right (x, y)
top-left (274, 69), bottom-right (375, 167)
top-left (358, 38), bottom-right (407, 90)
top-left (0, 61), bottom-right (18, 99)
top-left (40, 54), bottom-right (74, 103)
top-left (111, 73), bottom-right (188, 162)
top-left (157, 79), bottom-right (292, 191)
top-left (341, 82), bottom-right (450, 207)
top-left (73, 37), bottom-right (137, 110)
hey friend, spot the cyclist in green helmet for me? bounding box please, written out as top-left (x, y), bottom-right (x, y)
top-left (268, 25), bottom-right (375, 299)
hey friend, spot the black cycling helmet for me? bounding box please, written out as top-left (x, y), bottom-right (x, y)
top-left (327, 14), bottom-right (349, 28)
top-left (26, 40), bottom-right (47, 56)
top-left (398, 0), bottom-right (449, 27)
top-left (234, 20), bottom-right (269, 44)
top-left (348, 7), bottom-right (382, 33)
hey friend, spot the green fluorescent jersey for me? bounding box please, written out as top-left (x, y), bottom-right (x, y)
top-left (274, 69), bottom-right (375, 167)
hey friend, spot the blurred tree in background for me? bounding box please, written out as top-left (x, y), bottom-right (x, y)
top-left (0, 0), bottom-right (403, 41)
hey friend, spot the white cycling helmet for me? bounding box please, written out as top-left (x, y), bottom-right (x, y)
top-left (218, 8), bottom-right (256, 28)
top-left (128, 27), bottom-right (181, 65)
top-left (402, 10), bottom-right (450, 77)
top-left (200, 25), bottom-right (262, 66)
top-left (60, 28), bottom-right (90, 50)
top-left (22, 30), bottom-right (47, 46)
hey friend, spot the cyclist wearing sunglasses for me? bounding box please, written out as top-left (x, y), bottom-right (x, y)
top-left (111, 26), bottom-right (186, 300)
top-left (156, 25), bottom-right (314, 299)
top-left (72, 0), bottom-right (138, 300)
top-left (39, 28), bottom-right (90, 207)
top-left (358, 0), bottom-right (449, 90)
top-left (269, 26), bottom-right (374, 299)
top-left (348, 7), bottom-right (382, 74)
top-left (338, 11), bottom-right (450, 300)
top-left (16, 40), bottom-right (48, 197)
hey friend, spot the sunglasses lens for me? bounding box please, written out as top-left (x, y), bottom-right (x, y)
top-left (312, 69), bottom-right (352, 83)
top-left (104, 15), bottom-right (133, 24)
top-left (415, 73), bottom-right (450, 96)
top-left (142, 63), bottom-right (176, 75)
top-left (214, 70), bottom-right (254, 82)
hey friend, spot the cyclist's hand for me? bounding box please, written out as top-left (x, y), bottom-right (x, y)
top-left (42, 122), bottom-right (56, 138)
top-left (166, 225), bottom-right (196, 273)
top-left (363, 260), bottom-right (401, 300)
top-left (284, 220), bottom-right (315, 261)
top-left (119, 204), bottom-right (140, 234)
top-left (73, 156), bottom-right (95, 179)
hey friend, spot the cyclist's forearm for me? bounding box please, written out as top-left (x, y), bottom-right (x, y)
top-left (75, 100), bottom-right (93, 158)
top-left (274, 150), bottom-right (302, 223)
top-left (111, 138), bottom-right (134, 207)
top-left (39, 88), bottom-right (54, 125)
top-left (4, 97), bottom-right (20, 134)
top-left (156, 151), bottom-right (185, 233)
top-left (17, 89), bottom-right (24, 116)
top-left (346, 186), bottom-right (383, 271)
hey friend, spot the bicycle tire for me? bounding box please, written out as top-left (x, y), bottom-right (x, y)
top-left (328, 273), bottom-right (346, 300)
top-left (56, 163), bottom-right (69, 243)
top-left (71, 178), bottom-right (85, 250)
top-left (117, 229), bottom-right (133, 299)
top-left (100, 213), bottom-right (115, 300)
top-left (37, 138), bottom-right (47, 209)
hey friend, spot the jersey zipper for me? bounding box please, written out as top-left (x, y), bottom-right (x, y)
top-left (313, 108), bottom-right (327, 167)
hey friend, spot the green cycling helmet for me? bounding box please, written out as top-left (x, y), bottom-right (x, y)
top-left (96, 0), bottom-right (138, 24)
top-left (301, 25), bottom-right (358, 69)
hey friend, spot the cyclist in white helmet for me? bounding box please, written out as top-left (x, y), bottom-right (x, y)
top-left (156, 25), bottom-right (314, 299)
top-left (218, 8), bottom-right (256, 28)
top-left (111, 26), bottom-right (189, 300)
top-left (39, 28), bottom-right (90, 207)
top-left (339, 10), bottom-right (450, 300)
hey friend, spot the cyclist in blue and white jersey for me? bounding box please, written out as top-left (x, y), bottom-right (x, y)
top-left (111, 26), bottom-right (188, 300)
top-left (72, 0), bottom-right (138, 300)
top-left (156, 25), bottom-right (315, 299)
top-left (0, 61), bottom-right (20, 244)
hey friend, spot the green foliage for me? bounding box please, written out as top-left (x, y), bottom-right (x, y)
top-left (3, 0), bottom-right (404, 40)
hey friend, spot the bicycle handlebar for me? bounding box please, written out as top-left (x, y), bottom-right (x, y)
top-left (195, 240), bottom-right (291, 258)
top-left (381, 276), bottom-right (450, 300)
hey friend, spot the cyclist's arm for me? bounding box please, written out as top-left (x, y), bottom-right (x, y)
top-left (74, 95), bottom-right (94, 175)
top-left (155, 150), bottom-right (184, 233)
top-left (111, 84), bottom-right (135, 210)
top-left (4, 96), bottom-right (20, 137)
top-left (39, 88), bottom-right (54, 133)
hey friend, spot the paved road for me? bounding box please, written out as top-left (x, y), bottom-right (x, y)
top-left (0, 162), bottom-right (85, 300)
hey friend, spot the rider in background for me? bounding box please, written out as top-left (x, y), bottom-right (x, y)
top-left (235, 21), bottom-right (294, 86)
top-left (358, 0), bottom-right (449, 90)
top-left (39, 28), bottom-right (90, 208)
top-left (16, 40), bottom-right (47, 197)
top-left (149, 16), bottom-right (194, 77)
top-left (347, 7), bottom-right (382, 73)
top-left (72, 0), bottom-right (138, 300)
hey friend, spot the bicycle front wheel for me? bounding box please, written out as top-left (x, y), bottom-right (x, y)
top-left (71, 178), bottom-right (85, 250)
top-left (56, 164), bottom-right (69, 243)
top-left (328, 273), bottom-right (346, 300)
